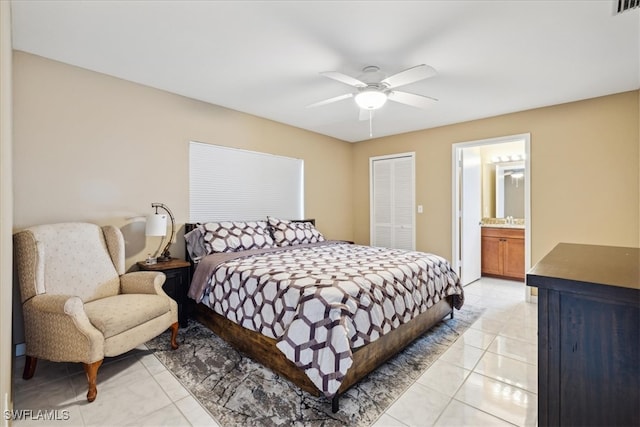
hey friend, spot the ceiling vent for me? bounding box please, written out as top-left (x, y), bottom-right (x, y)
top-left (616, 0), bottom-right (639, 14)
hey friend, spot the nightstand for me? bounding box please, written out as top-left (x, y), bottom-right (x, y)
top-left (137, 258), bottom-right (192, 327)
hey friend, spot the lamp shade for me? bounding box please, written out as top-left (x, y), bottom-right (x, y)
top-left (146, 214), bottom-right (167, 236)
top-left (355, 89), bottom-right (388, 110)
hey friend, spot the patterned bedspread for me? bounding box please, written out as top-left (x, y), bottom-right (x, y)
top-left (188, 241), bottom-right (464, 397)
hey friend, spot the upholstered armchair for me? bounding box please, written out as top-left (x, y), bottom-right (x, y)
top-left (13, 222), bottom-right (179, 402)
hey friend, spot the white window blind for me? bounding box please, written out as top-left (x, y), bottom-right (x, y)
top-left (189, 141), bottom-right (304, 222)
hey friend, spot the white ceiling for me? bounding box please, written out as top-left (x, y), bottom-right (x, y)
top-left (10, 1), bottom-right (640, 143)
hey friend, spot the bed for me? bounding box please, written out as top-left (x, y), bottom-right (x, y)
top-left (184, 218), bottom-right (464, 412)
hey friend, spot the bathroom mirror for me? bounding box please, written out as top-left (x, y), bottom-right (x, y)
top-left (496, 162), bottom-right (525, 218)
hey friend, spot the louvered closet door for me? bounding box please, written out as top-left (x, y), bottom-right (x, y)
top-left (370, 154), bottom-right (415, 250)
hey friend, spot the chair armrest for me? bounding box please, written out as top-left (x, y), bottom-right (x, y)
top-left (27, 294), bottom-right (80, 314)
top-left (26, 294), bottom-right (94, 328)
top-left (120, 271), bottom-right (166, 295)
top-left (22, 294), bottom-right (104, 362)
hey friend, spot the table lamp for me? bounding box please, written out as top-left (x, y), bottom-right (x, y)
top-left (145, 202), bottom-right (175, 263)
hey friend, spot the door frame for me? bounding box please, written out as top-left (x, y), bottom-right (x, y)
top-left (452, 133), bottom-right (533, 302)
top-left (459, 145), bottom-right (482, 286)
top-left (369, 152), bottom-right (416, 250)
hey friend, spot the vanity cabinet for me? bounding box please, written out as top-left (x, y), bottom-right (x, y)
top-left (481, 226), bottom-right (525, 281)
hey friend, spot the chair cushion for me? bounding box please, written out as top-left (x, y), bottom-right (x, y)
top-left (84, 294), bottom-right (172, 339)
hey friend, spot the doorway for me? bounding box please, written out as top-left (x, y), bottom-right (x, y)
top-left (452, 134), bottom-right (532, 300)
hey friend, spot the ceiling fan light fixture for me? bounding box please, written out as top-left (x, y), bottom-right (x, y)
top-left (355, 89), bottom-right (387, 110)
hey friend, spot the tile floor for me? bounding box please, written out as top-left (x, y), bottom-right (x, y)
top-left (12, 277), bottom-right (537, 426)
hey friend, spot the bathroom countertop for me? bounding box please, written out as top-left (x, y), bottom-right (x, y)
top-left (481, 223), bottom-right (525, 229)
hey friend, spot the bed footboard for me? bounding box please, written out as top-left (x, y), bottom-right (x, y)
top-left (194, 296), bottom-right (455, 412)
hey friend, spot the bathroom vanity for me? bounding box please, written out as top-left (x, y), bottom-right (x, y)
top-left (481, 225), bottom-right (525, 281)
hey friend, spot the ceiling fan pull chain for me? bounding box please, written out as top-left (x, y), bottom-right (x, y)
top-left (369, 110), bottom-right (373, 138)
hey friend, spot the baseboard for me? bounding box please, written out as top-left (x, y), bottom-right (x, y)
top-left (14, 343), bottom-right (25, 357)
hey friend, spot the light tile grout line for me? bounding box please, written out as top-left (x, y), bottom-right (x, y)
top-left (138, 348), bottom-right (191, 425)
top-left (143, 344), bottom-right (220, 426)
top-left (373, 307), bottom-right (495, 426)
top-left (423, 279), bottom-right (536, 426)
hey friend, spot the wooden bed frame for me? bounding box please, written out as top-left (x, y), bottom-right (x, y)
top-left (184, 222), bottom-right (458, 412)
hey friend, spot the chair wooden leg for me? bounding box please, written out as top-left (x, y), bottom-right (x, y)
top-left (22, 356), bottom-right (37, 380)
top-left (169, 322), bottom-right (179, 350)
top-left (83, 360), bottom-right (103, 402)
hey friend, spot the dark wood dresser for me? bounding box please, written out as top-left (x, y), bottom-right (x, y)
top-left (527, 243), bottom-right (639, 426)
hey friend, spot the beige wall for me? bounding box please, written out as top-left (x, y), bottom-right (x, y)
top-left (353, 90), bottom-right (640, 265)
top-left (12, 52), bottom-right (354, 269)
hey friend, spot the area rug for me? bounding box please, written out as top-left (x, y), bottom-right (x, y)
top-left (146, 304), bottom-right (483, 427)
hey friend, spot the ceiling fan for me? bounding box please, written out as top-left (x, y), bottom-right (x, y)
top-left (307, 64), bottom-right (439, 115)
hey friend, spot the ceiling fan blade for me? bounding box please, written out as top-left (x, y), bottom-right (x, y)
top-left (388, 91), bottom-right (438, 109)
top-left (381, 64), bottom-right (437, 89)
top-left (306, 92), bottom-right (354, 108)
top-left (320, 71), bottom-right (367, 88)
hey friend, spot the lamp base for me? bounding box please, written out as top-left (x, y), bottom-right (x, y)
top-left (157, 255), bottom-right (172, 263)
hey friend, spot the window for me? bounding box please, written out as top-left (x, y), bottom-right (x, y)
top-left (189, 141), bottom-right (304, 222)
